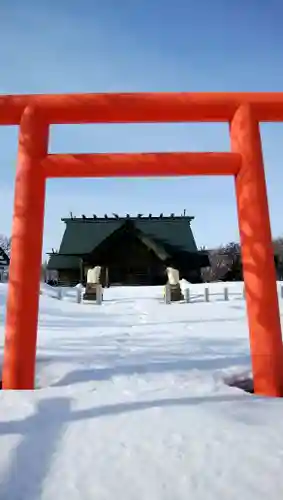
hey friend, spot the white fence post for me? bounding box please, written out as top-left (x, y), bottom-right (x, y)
top-left (96, 284), bottom-right (103, 305)
top-left (76, 287), bottom-right (82, 304)
top-left (184, 288), bottom-right (190, 303)
top-left (204, 287), bottom-right (209, 302)
top-left (164, 283), bottom-right (171, 304)
top-left (57, 287), bottom-right (62, 300)
top-left (224, 287), bottom-right (229, 301)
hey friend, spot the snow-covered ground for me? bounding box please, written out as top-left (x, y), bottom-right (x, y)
top-left (1, 281), bottom-right (283, 500)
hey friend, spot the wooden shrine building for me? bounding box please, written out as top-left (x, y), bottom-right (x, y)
top-left (47, 213), bottom-right (209, 286)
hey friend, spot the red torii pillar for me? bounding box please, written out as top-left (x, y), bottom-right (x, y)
top-left (3, 107), bottom-right (49, 389)
top-left (231, 105), bottom-right (283, 395)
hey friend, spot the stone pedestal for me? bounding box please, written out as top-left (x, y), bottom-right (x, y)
top-left (83, 283), bottom-right (99, 301)
top-left (169, 283), bottom-right (184, 302)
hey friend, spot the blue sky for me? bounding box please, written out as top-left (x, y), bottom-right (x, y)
top-left (1, 0), bottom-right (283, 256)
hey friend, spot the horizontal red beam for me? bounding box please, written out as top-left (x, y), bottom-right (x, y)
top-left (1, 92), bottom-right (283, 125)
top-left (42, 152), bottom-right (241, 178)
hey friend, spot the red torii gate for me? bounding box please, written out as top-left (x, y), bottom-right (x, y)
top-left (1, 92), bottom-right (283, 396)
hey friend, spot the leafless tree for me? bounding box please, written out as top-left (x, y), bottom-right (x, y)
top-left (202, 247), bottom-right (232, 282)
top-left (202, 237), bottom-right (283, 282)
top-left (0, 234), bottom-right (11, 257)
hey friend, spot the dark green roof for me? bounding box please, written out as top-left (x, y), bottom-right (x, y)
top-left (47, 216), bottom-right (198, 270)
top-left (47, 255), bottom-right (81, 270)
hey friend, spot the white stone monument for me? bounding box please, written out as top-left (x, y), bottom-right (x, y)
top-left (87, 266), bottom-right (101, 284)
top-left (166, 266), bottom-right (184, 301)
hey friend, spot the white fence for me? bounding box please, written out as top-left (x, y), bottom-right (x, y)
top-left (165, 282), bottom-right (283, 305)
top-left (40, 283), bottom-right (103, 305)
top-left (39, 281), bottom-right (283, 305)
top-left (164, 283), bottom-right (246, 304)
